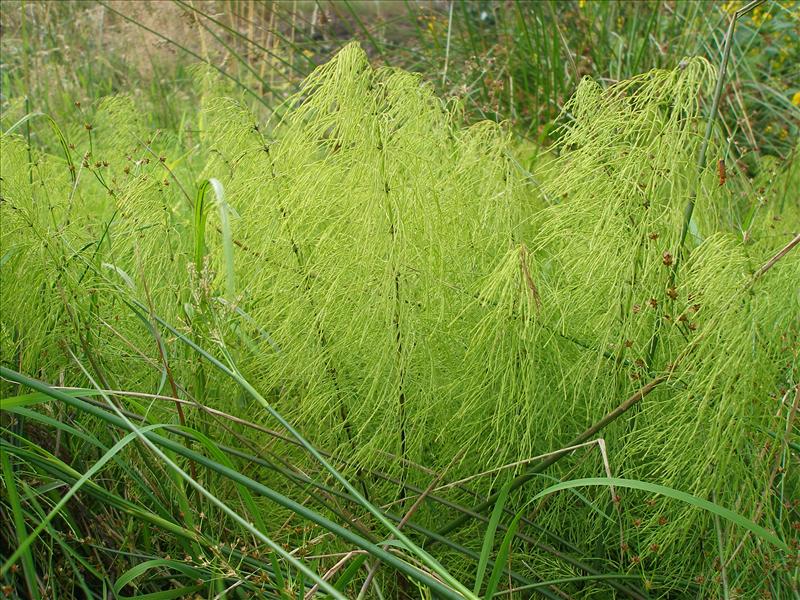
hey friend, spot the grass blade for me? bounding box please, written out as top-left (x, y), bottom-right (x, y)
top-left (532, 477), bottom-right (789, 551)
top-left (474, 480), bottom-right (512, 595)
top-left (1, 451), bottom-right (41, 599)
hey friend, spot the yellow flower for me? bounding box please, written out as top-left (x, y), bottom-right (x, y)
top-left (751, 6), bottom-right (773, 26)
top-left (792, 91), bottom-right (800, 107)
top-left (579, 0), bottom-right (586, 8)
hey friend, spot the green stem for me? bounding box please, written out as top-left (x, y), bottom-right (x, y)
top-left (677, 0), bottom-right (765, 252)
top-left (650, 0), bottom-right (764, 371)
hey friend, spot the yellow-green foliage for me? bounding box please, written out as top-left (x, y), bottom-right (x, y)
top-left (1, 44), bottom-right (797, 596)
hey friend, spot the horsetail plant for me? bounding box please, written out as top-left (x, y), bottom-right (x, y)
top-left (2, 40), bottom-right (797, 598)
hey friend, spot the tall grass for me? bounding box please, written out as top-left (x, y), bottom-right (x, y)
top-left (3, 2), bottom-right (797, 157)
top-left (1, 2), bottom-right (799, 598)
top-left (3, 34), bottom-right (799, 597)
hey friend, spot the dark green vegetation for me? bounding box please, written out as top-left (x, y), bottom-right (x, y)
top-left (1, 1), bottom-right (798, 599)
